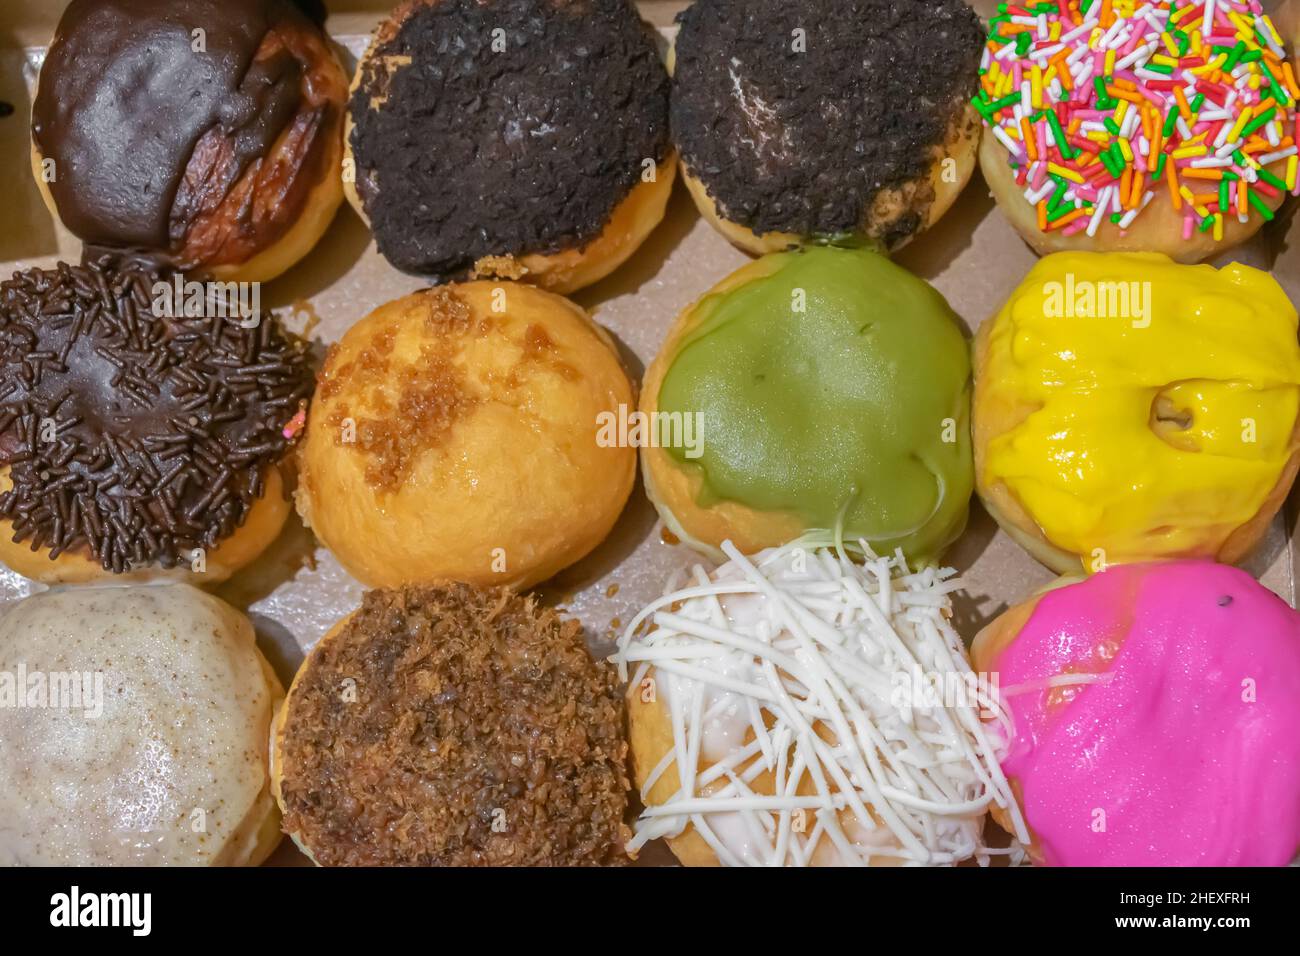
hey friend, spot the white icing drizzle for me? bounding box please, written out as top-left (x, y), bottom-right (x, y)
top-left (615, 538), bottom-right (1030, 866)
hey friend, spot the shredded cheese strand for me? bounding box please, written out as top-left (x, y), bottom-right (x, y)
top-left (615, 536), bottom-right (1029, 866)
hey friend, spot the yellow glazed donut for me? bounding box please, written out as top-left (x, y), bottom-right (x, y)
top-left (297, 282), bottom-right (636, 591)
top-left (974, 251), bottom-right (1300, 574)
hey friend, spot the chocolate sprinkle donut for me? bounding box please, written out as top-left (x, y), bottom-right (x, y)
top-left (672, 0), bottom-right (984, 246)
top-left (278, 584), bottom-right (630, 866)
top-left (349, 0), bottom-right (671, 280)
top-left (0, 259), bottom-right (313, 574)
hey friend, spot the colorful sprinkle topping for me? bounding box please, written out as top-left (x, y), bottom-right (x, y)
top-left (975, 1), bottom-right (1300, 241)
top-left (282, 401), bottom-right (308, 442)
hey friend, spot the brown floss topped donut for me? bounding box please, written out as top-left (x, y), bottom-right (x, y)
top-left (671, 0), bottom-right (984, 248)
top-left (0, 259), bottom-right (313, 574)
top-left (31, 0), bottom-right (338, 268)
top-left (278, 584), bottom-right (630, 866)
top-left (349, 0), bottom-right (671, 279)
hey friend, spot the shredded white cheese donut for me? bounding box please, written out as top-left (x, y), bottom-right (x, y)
top-left (615, 537), bottom-right (1029, 866)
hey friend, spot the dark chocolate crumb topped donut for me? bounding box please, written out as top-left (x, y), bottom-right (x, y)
top-left (672, 0), bottom-right (984, 247)
top-left (349, 0), bottom-right (671, 280)
top-left (278, 584), bottom-right (630, 866)
top-left (0, 259), bottom-right (312, 573)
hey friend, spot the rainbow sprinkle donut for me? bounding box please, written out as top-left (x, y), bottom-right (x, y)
top-left (976, 0), bottom-right (1299, 260)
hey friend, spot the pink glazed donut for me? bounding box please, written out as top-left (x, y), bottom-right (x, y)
top-left (972, 561), bottom-right (1300, 867)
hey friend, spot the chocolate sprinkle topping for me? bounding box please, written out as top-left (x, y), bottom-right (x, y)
top-left (349, 0), bottom-right (671, 280)
top-left (671, 0), bottom-right (984, 246)
top-left (0, 258), bottom-right (313, 573)
top-left (278, 584), bottom-right (631, 866)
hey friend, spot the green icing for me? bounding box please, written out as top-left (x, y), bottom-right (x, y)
top-left (657, 247), bottom-right (973, 564)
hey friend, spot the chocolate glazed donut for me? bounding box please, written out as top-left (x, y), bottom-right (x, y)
top-left (31, 0), bottom-right (347, 282)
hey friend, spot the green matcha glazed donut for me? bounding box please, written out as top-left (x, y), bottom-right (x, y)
top-left (640, 246), bottom-right (973, 565)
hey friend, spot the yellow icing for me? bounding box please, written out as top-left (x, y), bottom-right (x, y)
top-left (980, 252), bottom-right (1300, 567)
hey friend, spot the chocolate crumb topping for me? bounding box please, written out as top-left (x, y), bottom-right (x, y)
top-left (278, 584), bottom-right (631, 866)
top-left (350, 0), bottom-right (671, 280)
top-left (0, 258), bottom-right (313, 573)
top-left (672, 0), bottom-right (984, 246)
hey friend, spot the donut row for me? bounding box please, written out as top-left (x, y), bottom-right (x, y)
top-left (0, 0), bottom-right (1297, 868)
top-left (27, 0), bottom-right (1300, 285)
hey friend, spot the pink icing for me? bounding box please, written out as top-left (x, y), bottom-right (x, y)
top-left (992, 561), bottom-right (1300, 867)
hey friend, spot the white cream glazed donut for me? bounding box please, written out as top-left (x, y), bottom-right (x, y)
top-left (616, 538), bottom-right (1028, 867)
top-left (0, 584), bottom-right (283, 866)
